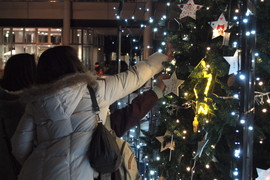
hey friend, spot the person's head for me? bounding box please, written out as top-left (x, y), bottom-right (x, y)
top-left (37, 46), bottom-right (85, 84)
top-left (1, 53), bottom-right (36, 91)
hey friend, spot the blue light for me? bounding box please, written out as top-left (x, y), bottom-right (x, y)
top-left (239, 74), bottom-right (245, 80)
top-left (243, 18), bottom-right (248, 23)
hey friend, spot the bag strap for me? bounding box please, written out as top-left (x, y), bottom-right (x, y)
top-left (87, 85), bottom-right (102, 123)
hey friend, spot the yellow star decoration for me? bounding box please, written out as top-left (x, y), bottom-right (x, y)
top-left (156, 131), bottom-right (175, 152)
top-left (163, 72), bottom-right (184, 96)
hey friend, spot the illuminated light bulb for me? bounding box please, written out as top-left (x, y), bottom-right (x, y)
top-left (235, 9), bottom-right (239, 13)
top-left (239, 74), bottom-right (245, 80)
top-left (191, 44), bottom-right (194, 46)
top-left (206, 47), bottom-right (211, 51)
top-left (176, 119), bottom-right (180, 123)
top-left (162, 15), bottom-right (167, 19)
top-left (183, 130), bottom-right (187, 134)
top-left (255, 52), bottom-right (259, 56)
top-left (261, 0), bottom-right (264, 2)
top-left (117, 102), bottom-right (122, 106)
top-left (205, 164), bottom-right (210, 169)
top-left (262, 108), bottom-right (267, 113)
top-left (236, 130), bottom-right (240, 133)
top-left (243, 18), bottom-right (248, 23)
top-left (153, 79), bottom-right (157, 83)
top-left (153, 28), bottom-right (158, 32)
top-left (267, 99), bottom-right (270, 103)
top-left (171, 59), bottom-right (176, 65)
top-left (248, 126), bottom-right (253, 130)
top-left (165, 67), bottom-right (171, 71)
top-left (161, 41), bottom-right (166, 46)
top-left (149, 18), bottom-right (153, 23)
top-left (251, 30), bottom-right (256, 34)
top-left (163, 32), bottom-right (167, 35)
top-left (158, 49), bottom-right (163, 53)
top-left (240, 119), bottom-right (245, 124)
top-left (231, 112), bottom-right (236, 116)
top-left (147, 45), bottom-right (151, 49)
top-left (256, 77), bottom-right (260, 81)
top-left (156, 156), bottom-right (160, 161)
top-left (183, 136), bottom-right (186, 139)
top-left (233, 94), bottom-right (239, 99)
top-left (258, 81), bottom-right (263, 86)
top-left (206, 7), bottom-right (210, 10)
top-left (233, 170), bottom-right (239, 176)
top-left (113, 7), bottom-right (116, 10)
top-left (233, 16), bottom-right (238, 20)
top-left (131, 16), bottom-right (135, 19)
top-left (166, 2), bottom-right (170, 6)
top-left (124, 19), bottom-right (128, 22)
top-left (146, 8), bottom-right (150, 12)
top-left (184, 92), bottom-right (188, 96)
top-left (211, 145), bottom-right (215, 149)
top-left (150, 170), bottom-right (155, 175)
top-left (259, 140), bottom-right (263, 144)
top-left (234, 148), bottom-right (241, 158)
top-left (246, 31), bottom-right (251, 36)
top-left (116, 15), bottom-right (120, 19)
top-left (206, 120), bottom-right (209, 123)
top-left (206, 64), bottom-right (210, 68)
top-left (162, 101), bottom-right (166, 105)
top-left (186, 167), bottom-right (191, 171)
top-left (136, 145), bottom-right (140, 149)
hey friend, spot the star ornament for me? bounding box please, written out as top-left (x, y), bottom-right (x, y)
top-left (224, 50), bottom-right (241, 75)
top-left (210, 13), bottom-right (229, 39)
top-left (163, 72), bottom-right (184, 96)
top-left (178, 0), bottom-right (203, 20)
top-left (156, 131), bottom-right (175, 152)
top-left (256, 168), bottom-right (270, 180)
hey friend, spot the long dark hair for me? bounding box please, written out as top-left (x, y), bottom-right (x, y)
top-left (1, 53), bottom-right (37, 91)
top-left (37, 46), bottom-right (86, 84)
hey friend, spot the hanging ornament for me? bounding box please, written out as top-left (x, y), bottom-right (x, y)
top-left (177, 0), bottom-right (203, 20)
top-left (156, 131), bottom-right (175, 152)
top-left (163, 72), bottom-right (184, 96)
top-left (256, 168), bottom-right (270, 180)
top-left (210, 13), bottom-right (230, 39)
top-left (194, 132), bottom-right (209, 159)
top-left (223, 50), bottom-right (241, 75)
top-left (193, 60), bottom-right (214, 132)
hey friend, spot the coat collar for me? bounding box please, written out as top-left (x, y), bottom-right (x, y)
top-left (22, 71), bottom-right (97, 101)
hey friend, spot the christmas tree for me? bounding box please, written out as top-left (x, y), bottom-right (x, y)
top-left (140, 0), bottom-right (270, 179)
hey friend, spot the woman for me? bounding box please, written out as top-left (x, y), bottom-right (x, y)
top-left (0, 53), bottom-right (36, 180)
top-left (11, 46), bottom-right (168, 180)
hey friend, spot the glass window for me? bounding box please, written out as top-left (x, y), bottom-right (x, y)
top-left (83, 29), bottom-right (94, 45)
top-left (13, 28), bottom-right (24, 43)
top-left (72, 29), bottom-right (82, 44)
top-left (38, 28), bottom-right (49, 43)
top-left (3, 28), bottom-right (11, 44)
top-left (51, 28), bottom-right (62, 45)
top-left (25, 28), bottom-right (36, 43)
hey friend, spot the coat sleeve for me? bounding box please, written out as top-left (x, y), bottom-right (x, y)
top-left (11, 104), bottom-right (35, 165)
top-left (98, 52), bottom-right (167, 105)
top-left (110, 89), bottom-right (158, 137)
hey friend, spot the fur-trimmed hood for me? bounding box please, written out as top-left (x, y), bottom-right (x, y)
top-left (21, 71), bottom-right (97, 101)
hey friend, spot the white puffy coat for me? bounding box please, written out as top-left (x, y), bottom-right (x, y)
top-left (11, 52), bottom-right (167, 180)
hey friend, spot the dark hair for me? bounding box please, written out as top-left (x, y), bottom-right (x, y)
top-left (1, 53), bottom-right (37, 91)
top-left (37, 46), bottom-right (85, 84)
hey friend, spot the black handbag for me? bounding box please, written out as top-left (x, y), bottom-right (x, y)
top-left (87, 86), bottom-right (121, 173)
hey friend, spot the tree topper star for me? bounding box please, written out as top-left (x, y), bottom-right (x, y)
top-left (224, 50), bottom-right (241, 75)
top-left (178, 0), bottom-right (203, 20)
